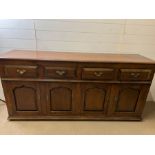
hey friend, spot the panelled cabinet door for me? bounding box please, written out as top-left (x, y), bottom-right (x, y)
top-left (81, 83), bottom-right (111, 115)
top-left (3, 81), bottom-right (42, 116)
top-left (108, 84), bottom-right (150, 117)
top-left (46, 82), bottom-right (77, 115)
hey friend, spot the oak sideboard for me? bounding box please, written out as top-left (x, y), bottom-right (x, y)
top-left (0, 50), bottom-right (155, 121)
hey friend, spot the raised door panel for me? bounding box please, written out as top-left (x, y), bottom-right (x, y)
top-left (13, 85), bottom-right (38, 111)
top-left (84, 88), bottom-right (106, 110)
top-left (81, 83), bottom-right (111, 115)
top-left (108, 84), bottom-right (150, 117)
top-left (50, 87), bottom-right (72, 111)
top-left (46, 83), bottom-right (77, 115)
top-left (116, 88), bottom-right (139, 112)
top-left (2, 81), bottom-right (42, 116)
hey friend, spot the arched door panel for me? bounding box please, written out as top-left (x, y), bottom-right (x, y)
top-left (107, 84), bottom-right (150, 117)
top-left (46, 83), bottom-right (76, 115)
top-left (81, 83), bottom-right (111, 115)
top-left (3, 81), bottom-right (42, 116)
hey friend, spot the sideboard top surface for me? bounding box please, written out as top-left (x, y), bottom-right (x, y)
top-left (0, 50), bottom-right (154, 64)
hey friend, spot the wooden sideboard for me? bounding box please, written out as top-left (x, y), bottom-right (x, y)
top-left (0, 50), bottom-right (155, 121)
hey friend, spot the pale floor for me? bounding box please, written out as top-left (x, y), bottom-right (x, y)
top-left (0, 101), bottom-right (155, 135)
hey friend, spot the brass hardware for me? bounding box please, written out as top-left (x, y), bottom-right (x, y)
top-left (94, 71), bottom-right (104, 77)
top-left (55, 70), bottom-right (66, 76)
top-left (16, 69), bottom-right (26, 75)
top-left (130, 73), bottom-right (140, 78)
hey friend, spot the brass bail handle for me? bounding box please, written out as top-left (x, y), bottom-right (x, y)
top-left (94, 71), bottom-right (104, 77)
top-left (56, 70), bottom-right (66, 76)
top-left (131, 72), bottom-right (140, 78)
top-left (17, 69), bottom-right (26, 75)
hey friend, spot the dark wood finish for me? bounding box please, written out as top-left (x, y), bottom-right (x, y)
top-left (107, 84), bottom-right (150, 118)
top-left (119, 69), bottom-right (152, 81)
top-left (80, 83), bottom-right (111, 116)
top-left (82, 68), bottom-right (115, 80)
top-left (46, 82), bottom-right (77, 115)
top-left (2, 81), bottom-right (42, 116)
top-left (45, 67), bottom-right (77, 79)
top-left (4, 65), bottom-right (38, 78)
top-left (0, 50), bottom-right (155, 121)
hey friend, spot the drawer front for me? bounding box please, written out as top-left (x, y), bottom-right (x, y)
top-left (119, 69), bottom-right (152, 81)
top-left (45, 67), bottom-right (77, 79)
top-left (82, 68), bottom-right (115, 80)
top-left (5, 65), bottom-right (38, 78)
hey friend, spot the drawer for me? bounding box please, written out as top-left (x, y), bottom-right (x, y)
top-left (4, 65), bottom-right (38, 78)
top-left (82, 68), bottom-right (115, 80)
top-left (45, 67), bottom-right (77, 79)
top-left (119, 69), bottom-right (152, 81)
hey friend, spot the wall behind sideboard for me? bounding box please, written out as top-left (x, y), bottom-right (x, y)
top-left (0, 19), bottom-right (155, 102)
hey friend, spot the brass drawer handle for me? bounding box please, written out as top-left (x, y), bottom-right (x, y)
top-left (55, 70), bottom-right (66, 76)
top-left (130, 73), bottom-right (140, 78)
top-left (94, 71), bottom-right (104, 77)
top-left (16, 69), bottom-right (26, 75)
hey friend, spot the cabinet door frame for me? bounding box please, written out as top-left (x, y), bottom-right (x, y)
top-left (45, 82), bottom-right (78, 115)
top-left (80, 83), bottom-right (112, 115)
top-left (108, 84), bottom-right (150, 117)
top-left (2, 81), bottom-right (42, 116)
